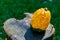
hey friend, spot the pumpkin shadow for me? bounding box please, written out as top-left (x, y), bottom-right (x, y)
top-left (24, 28), bottom-right (45, 40)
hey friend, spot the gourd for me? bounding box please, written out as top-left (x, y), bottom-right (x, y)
top-left (30, 8), bottom-right (51, 32)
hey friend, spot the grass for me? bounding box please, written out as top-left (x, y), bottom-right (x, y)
top-left (0, 0), bottom-right (60, 40)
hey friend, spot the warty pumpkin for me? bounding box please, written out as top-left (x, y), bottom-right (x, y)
top-left (30, 8), bottom-right (51, 32)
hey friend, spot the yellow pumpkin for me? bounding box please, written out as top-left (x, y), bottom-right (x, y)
top-left (30, 8), bottom-right (51, 31)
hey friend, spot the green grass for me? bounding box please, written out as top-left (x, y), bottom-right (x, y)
top-left (0, 0), bottom-right (60, 40)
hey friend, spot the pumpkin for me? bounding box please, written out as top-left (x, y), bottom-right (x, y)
top-left (30, 8), bottom-right (51, 32)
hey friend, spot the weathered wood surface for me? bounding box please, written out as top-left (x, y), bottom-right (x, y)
top-left (3, 13), bottom-right (55, 40)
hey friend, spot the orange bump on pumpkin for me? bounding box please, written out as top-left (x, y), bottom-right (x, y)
top-left (30, 8), bottom-right (51, 30)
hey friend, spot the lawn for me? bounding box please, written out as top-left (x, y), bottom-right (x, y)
top-left (0, 0), bottom-right (60, 40)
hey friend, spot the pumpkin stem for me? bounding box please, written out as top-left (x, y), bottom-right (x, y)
top-left (44, 8), bottom-right (48, 11)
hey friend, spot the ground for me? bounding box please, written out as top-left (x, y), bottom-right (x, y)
top-left (0, 0), bottom-right (60, 40)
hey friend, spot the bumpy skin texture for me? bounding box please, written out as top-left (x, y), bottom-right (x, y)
top-left (30, 8), bottom-right (51, 30)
